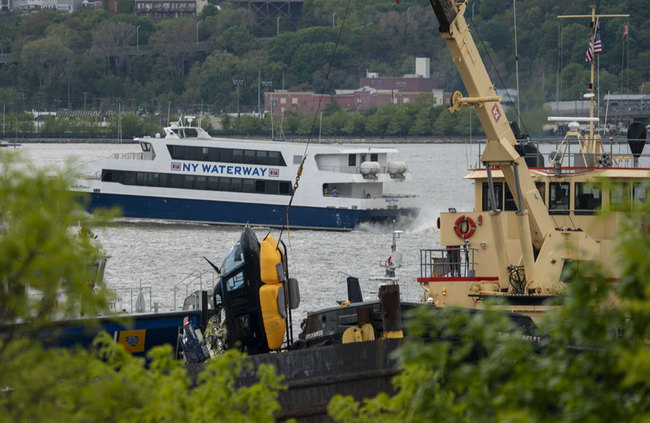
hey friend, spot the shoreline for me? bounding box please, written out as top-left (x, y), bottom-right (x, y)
top-left (3, 135), bottom-right (638, 145)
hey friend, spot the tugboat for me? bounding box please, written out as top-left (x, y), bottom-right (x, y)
top-left (415, 1), bottom-right (648, 320)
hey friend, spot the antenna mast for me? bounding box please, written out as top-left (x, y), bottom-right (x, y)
top-left (558, 5), bottom-right (629, 148)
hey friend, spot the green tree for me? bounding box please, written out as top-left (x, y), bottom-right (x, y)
top-left (0, 151), bottom-right (286, 421)
top-left (328, 182), bottom-right (650, 422)
top-left (0, 152), bottom-right (112, 336)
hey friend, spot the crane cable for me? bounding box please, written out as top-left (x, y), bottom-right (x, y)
top-left (276, 0), bottom-right (353, 260)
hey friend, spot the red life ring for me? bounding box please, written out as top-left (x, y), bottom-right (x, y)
top-left (453, 215), bottom-right (476, 239)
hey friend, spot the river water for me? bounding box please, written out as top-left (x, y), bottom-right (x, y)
top-left (16, 139), bottom-right (648, 324)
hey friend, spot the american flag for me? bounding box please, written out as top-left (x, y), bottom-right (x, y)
top-left (585, 38), bottom-right (594, 63)
top-left (622, 23), bottom-right (629, 41)
top-left (594, 29), bottom-right (602, 54)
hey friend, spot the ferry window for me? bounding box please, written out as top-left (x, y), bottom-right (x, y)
top-left (549, 182), bottom-right (570, 214)
top-left (232, 149), bottom-right (243, 163)
top-left (279, 181), bottom-right (292, 195)
top-left (230, 178), bottom-right (243, 192)
top-left (242, 179), bottom-right (255, 193)
top-left (269, 152), bottom-right (282, 165)
top-left (244, 150), bottom-right (256, 164)
top-left (218, 177), bottom-right (231, 191)
top-left (370, 153), bottom-right (378, 162)
top-left (610, 182), bottom-right (630, 209)
top-left (168, 145), bottom-right (184, 159)
top-left (171, 174), bottom-right (183, 188)
top-left (574, 182), bottom-right (601, 214)
top-left (633, 183), bottom-right (647, 204)
top-left (535, 182), bottom-right (546, 205)
top-left (294, 155), bottom-right (302, 165)
top-left (504, 184), bottom-right (517, 211)
top-left (206, 176), bottom-right (219, 191)
top-left (140, 142), bottom-right (152, 152)
top-left (255, 180), bottom-right (266, 193)
top-left (159, 173), bottom-right (169, 187)
top-left (183, 175), bottom-right (195, 189)
top-left (185, 147), bottom-right (198, 161)
top-left (209, 148), bottom-right (220, 162)
top-left (256, 150), bottom-right (268, 164)
top-left (195, 176), bottom-right (207, 190)
top-left (101, 170), bottom-right (113, 182)
top-left (265, 180), bottom-right (279, 195)
top-left (482, 182), bottom-right (504, 211)
top-left (148, 173), bottom-right (160, 187)
top-left (184, 128), bottom-right (198, 138)
top-left (348, 154), bottom-right (356, 166)
top-left (125, 171), bottom-right (136, 185)
top-left (200, 147), bottom-right (209, 161)
top-left (221, 149), bottom-right (233, 163)
top-left (136, 172), bottom-right (147, 186)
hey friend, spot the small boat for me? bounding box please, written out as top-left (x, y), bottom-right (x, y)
top-left (0, 140), bottom-right (21, 148)
top-left (75, 117), bottom-right (419, 230)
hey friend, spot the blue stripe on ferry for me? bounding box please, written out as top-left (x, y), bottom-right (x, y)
top-left (89, 193), bottom-right (366, 230)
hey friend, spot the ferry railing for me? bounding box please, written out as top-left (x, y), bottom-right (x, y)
top-left (318, 165), bottom-right (390, 174)
top-left (108, 286), bottom-right (153, 313)
top-left (111, 152), bottom-right (153, 160)
top-left (172, 270), bottom-right (216, 311)
top-left (419, 246), bottom-right (477, 279)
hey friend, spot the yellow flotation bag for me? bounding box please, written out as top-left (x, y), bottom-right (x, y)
top-left (259, 283), bottom-right (286, 350)
top-left (260, 235), bottom-right (284, 284)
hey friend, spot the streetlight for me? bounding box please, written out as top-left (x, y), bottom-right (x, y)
top-left (232, 79), bottom-right (244, 116)
top-left (196, 21), bottom-right (200, 45)
top-left (136, 25), bottom-right (140, 51)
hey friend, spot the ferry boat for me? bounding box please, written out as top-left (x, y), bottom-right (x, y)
top-left (75, 118), bottom-right (418, 230)
top-left (416, 1), bottom-right (649, 319)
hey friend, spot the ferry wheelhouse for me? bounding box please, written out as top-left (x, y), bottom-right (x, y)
top-left (77, 119), bottom-right (419, 230)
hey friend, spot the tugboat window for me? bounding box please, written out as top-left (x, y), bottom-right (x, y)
top-left (549, 182), bottom-right (570, 214)
top-left (610, 182), bottom-right (630, 209)
top-left (482, 182), bottom-right (504, 211)
top-left (633, 183), bottom-right (646, 204)
top-left (574, 182), bottom-right (601, 215)
top-left (504, 185), bottom-right (517, 211)
top-left (535, 182), bottom-right (546, 205)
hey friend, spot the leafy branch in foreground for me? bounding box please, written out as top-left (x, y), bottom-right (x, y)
top-left (329, 182), bottom-right (650, 422)
top-left (0, 150), bottom-right (287, 422)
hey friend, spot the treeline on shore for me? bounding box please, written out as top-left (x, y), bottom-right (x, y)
top-left (1, 102), bottom-right (488, 139)
top-left (0, 0), bottom-right (648, 138)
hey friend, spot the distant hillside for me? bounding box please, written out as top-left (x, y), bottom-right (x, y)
top-left (0, 0), bottom-right (647, 118)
